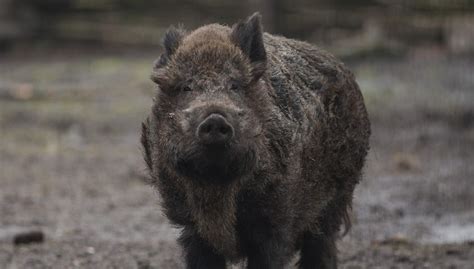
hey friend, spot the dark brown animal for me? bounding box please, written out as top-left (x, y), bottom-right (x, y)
top-left (141, 13), bottom-right (370, 269)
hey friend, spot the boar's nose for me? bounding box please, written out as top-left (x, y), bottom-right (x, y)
top-left (197, 113), bottom-right (234, 145)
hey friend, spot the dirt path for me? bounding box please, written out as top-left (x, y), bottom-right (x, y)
top-left (0, 49), bottom-right (473, 268)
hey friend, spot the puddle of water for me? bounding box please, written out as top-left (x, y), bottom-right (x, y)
top-left (0, 226), bottom-right (34, 242)
top-left (428, 223), bottom-right (474, 244)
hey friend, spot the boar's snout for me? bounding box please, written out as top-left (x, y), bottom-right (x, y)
top-left (196, 113), bottom-right (234, 145)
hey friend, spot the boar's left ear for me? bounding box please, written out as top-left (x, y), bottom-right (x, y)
top-left (230, 12), bottom-right (266, 80)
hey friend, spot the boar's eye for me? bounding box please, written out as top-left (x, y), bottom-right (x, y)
top-left (176, 81), bottom-right (192, 93)
top-left (229, 80), bottom-right (240, 91)
top-left (182, 85), bottom-right (192, 92)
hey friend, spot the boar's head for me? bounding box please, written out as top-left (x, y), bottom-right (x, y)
top-left (147, 13), bottom-right (269, 185)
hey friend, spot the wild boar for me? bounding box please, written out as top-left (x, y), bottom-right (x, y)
top-left (141, 12), bottom-right (370, 269)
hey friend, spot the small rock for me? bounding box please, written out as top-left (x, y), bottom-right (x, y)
top-left (396, 254), bottom-right (411, 263)
top-left (86, 246), bottom-right (95, 255)
top-left (9, 83), bottom-right (34, 100)
top-left (73, 259), bottom-right (81, 267)
top-left (458, 110), bottom-right (474, 129)
top-left (13, 230), bottom-right (44, 245)
top-left (137, 259), bottom-right (152, 269)
top-left (393, 152), bottom-right (420, 171)
top-left (377, 234), bottom-right (411, 246)
top-left (394, 208), bottom-right (405, 218)
top-left (446, 16), bottom-right (474, 54)
top-left (445, 248), bottom-right (461, 256)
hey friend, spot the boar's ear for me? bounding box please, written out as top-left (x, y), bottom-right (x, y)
top-left (156, 26), bottom-right (185, 68)
top-left (230, 12), bottom-right (266, 80)
top-left (151, 26), bottom-right (185, 87)
top-left (163, 25), bottom-right (185, 56)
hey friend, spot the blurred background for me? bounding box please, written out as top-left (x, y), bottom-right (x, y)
top-left (1, 0), bottom-right (474, 55)
top-left (1, 0), bottom-right (473, 268)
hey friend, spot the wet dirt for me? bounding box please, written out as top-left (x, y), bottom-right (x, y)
top-left (0, 49), bottom-right (473, 268)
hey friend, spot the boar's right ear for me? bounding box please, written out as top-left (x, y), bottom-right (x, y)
top-left (151, 26), bottom-right (185, 87)
top-left (230, 13), bottom-right (267, 81)
top-left (163, 26), bottom-right (185, 56)
top-left (155, 26), bottom-right (185, 68)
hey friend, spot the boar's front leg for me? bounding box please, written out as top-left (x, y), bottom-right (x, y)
top-left (245, 234), bottom-right (291, 269)
top-left (298, 232), bottom-right (337, 269)
top-left (242, 219), bottom-right (293, 269)
top-left (238, 186), bottom-right (293, 268)
top-left (179, 227), bottom-right (226, 269)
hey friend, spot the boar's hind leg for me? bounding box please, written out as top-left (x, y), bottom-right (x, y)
top-left (179, 227), bottom-right (226, 269)
top-left (298, 232), bottom-right (337, 269)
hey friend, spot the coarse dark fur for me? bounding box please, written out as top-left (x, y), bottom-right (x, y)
top-left (141, 13), bottom-right (370, 269)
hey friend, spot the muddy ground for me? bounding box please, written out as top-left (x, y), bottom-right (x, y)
top-left (0, 47), bottom-right (473, 268)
